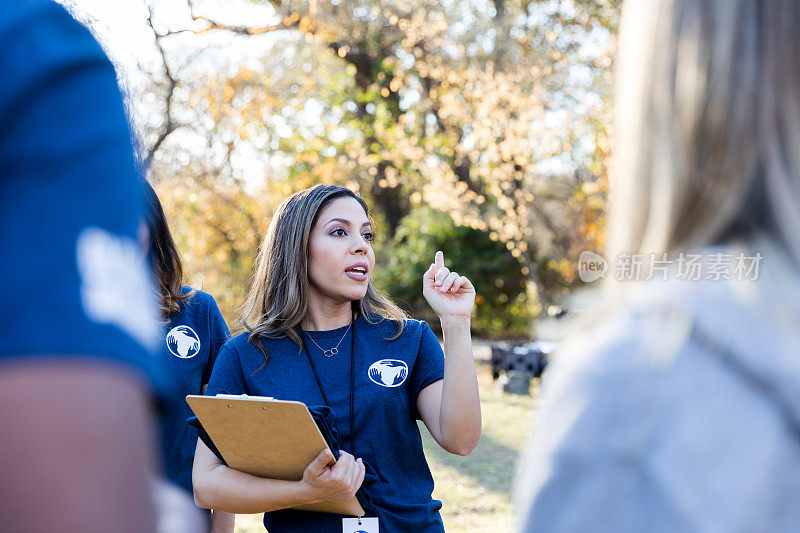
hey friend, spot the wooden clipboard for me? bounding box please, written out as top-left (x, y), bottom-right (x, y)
top-left (186, 394), bottom-right (364, 516)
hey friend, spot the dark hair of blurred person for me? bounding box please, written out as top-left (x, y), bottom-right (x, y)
top-left (516, 1), bottom-right (800, 532)
top-left (142, 179), bottom-right (194, 318)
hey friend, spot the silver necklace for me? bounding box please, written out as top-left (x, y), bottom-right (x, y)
top-left (305, 323), bottom-right (351, 357)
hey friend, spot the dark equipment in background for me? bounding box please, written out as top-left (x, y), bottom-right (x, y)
top-left (491, 340), bottom-right (556, 395)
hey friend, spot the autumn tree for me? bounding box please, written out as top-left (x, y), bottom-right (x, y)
top-left (107, 0), bottom-right (618, 326)
top-left (182, 0), bottom-right (618, 309)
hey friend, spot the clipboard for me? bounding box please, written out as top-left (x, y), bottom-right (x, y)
top-left (186, 394), bottom-right (364, 516)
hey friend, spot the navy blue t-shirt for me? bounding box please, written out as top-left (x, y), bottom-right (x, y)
top-left (206, 314), bottom-right (446, 532)
top-left (0, 0), bottom-right (165, 392)
top-left (160, 288), bottom-right (230, 494)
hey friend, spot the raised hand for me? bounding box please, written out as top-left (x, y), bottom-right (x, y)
top-left (422, 251), bottom-right (476, 319)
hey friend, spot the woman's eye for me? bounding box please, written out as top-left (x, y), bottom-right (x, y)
top-left (331, 228), bottom-right (346, 237)
top-left (362, 232), bottom-right (374, 242)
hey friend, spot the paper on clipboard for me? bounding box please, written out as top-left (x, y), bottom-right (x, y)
top-left (186, 394), bottom-right (364, 516)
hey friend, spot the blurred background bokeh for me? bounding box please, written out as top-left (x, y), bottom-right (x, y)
top-left (60, 0), bottom-right (619, 339)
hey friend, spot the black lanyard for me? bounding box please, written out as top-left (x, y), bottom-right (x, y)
top-left (300, 319), bottom-right (357, 457)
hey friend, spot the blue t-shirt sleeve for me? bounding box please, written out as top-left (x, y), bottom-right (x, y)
top-left (202, 296), bottom-right (230, 384)
top-left (206, 344), bottom-right (247, 396)
top-left (409, 321), bottom-right (445, 418)
top-left (0, 1), bottom-right (165, 394)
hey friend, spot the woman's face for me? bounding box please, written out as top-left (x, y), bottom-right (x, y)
top-left (307, 196), bottom-right (375, 305)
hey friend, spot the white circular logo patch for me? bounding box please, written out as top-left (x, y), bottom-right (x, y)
top-left (368, 359), bottom-right (409, 387)
top-left (166, 325), bottom-right (201, 358)
top-left (76, 227), bottom-right (160, 350)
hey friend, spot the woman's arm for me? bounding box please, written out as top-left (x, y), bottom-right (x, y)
top-left (418, 251), bottom-right (482, 456)
top-left (192, 439), bottom-right (366, 514)
top-left (0, 363), bottom-right (160, 532)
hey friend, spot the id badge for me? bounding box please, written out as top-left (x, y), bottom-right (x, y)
top-left (342, 516), bottom-right (379, 533)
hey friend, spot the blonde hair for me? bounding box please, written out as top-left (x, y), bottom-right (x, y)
top-left (609, 0), bottom-right (800, 265)
top-left (241, 185), bottom-right (407, 364)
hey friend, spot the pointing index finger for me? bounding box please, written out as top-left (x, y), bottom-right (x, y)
top-left (435, 250), bottom-right (444, 269)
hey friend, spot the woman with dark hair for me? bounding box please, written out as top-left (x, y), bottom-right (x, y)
top-left (142, 180), bottom-right (234, 532)
top-left (192, 184), bottom-right (482, 532)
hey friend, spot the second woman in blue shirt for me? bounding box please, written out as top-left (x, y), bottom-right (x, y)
top-left (143, 180), bottom-right (235, 532)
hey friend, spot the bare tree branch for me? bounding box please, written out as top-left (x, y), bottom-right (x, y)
top-left (143, 1), bottom-right (178, 171)
top-left (186, 0), bottom-right (293, 36)
top-left (192, 20), bottom-right (290, 35)
top-left (141, 0), bottom-right (289, 170)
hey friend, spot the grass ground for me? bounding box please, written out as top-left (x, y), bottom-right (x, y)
top-left (234, 367), bottom-right (537, 532)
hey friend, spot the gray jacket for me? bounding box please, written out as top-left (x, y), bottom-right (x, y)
top-left (515, 237), bottom-right (800, 532)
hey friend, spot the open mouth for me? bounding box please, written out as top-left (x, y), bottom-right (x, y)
top-left (345, 264), bottom-right (369, 281)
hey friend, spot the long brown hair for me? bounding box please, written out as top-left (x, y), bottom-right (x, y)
top-left (142, 179), bottom-right (193, 318)
top-left (241, 185), bottom-right (407, 363)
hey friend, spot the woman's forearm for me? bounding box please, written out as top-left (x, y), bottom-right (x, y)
top-left (438, 316), bottom-right (482, 455)
top-left (194, 439), bottom-right (364, 514)
top-left (195, 463), bottom-right (314, 514)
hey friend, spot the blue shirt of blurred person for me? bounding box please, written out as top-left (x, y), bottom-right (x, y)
top-left (160, 287), bottom-right (230, 494)
top-left (0, 0), bottom-right (166, 392)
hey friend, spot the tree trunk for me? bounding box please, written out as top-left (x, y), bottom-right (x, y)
top-left (519, 248), bottom-right (548, 317)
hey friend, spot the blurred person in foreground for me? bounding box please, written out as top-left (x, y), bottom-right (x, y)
top-left (515, 0), bottom-right (800, 531)
top-left (0, 1), bottom-right (186, 531)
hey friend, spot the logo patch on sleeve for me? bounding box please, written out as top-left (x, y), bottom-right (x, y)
top-left (76, 227), bottom-right (159, 350)
top-left (166, 325), bottom-right (201, 358)
top-left (368, 359), bottom-right (408, 387)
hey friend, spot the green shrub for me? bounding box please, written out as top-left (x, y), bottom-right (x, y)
top-left (374, 207), bottom-right (533, 339)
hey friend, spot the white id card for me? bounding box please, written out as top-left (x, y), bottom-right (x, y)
top-left (342, 517), bottom-right (379, 533)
